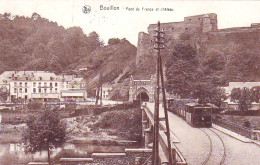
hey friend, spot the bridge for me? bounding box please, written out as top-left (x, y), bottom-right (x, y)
top-left (141, 102), bottom-right (187, 165)
top-left (141, 102), bottom-right (260, 165)
top-left (129, 76), bottom-right (155, 102)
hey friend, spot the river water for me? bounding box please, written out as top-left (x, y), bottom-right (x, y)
top-left (0, 142), bottom-right (133, 164)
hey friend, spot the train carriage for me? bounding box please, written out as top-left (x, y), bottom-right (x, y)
top-left (168, 99), bottom-right (212, 127)
top-left (185, 103), bottom-right (212, 127)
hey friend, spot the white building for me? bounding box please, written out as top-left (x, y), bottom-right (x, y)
top-left (58, 75), bottom-right (87, 101)
top-left (222, 82), bottom-right (260, 96)
top-left (222, 82), bottom-right (260, 111)
top-left (95, 85), bottom-right (112, 100)
top-left (0, 71), bottom-right (87, 102)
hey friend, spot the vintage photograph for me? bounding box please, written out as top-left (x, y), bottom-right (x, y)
top-left (0, 0), bottom-right (259, 165)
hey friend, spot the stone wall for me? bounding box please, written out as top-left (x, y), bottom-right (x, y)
top-left (59, 149), bottom-right (152, 165)
top-left (135, 13), bottom-right (260, 78)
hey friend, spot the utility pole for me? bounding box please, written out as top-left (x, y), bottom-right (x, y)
top-left (152, 21), bottom-right (173, 165)
top-left (95, 85), bottom-right (100, 105)
top-left (100, 71), bottom-right (103, 106)
top-left (95, 71), bottom-right (103, 106)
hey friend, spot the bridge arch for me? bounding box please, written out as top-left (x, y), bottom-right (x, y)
top-left (134, 87), bottom-right (150, 102)
top-left (129, 76), bottom-right (155, 102)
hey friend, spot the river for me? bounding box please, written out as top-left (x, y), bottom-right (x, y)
top-left (0, 142), bottom-right (135, 164)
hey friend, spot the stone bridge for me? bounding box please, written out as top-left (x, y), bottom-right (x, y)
top-left (141, 102), bottom-right (187, 165)
top-left (129, 76), bottom-right (155, 102)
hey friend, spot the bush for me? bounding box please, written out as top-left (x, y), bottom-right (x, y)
top-left (243, 120), bottom-right (251, 128)
top-left (93, 108), bottom-right (142, 141)
top-left (27, 102), bottom-right (42, 110)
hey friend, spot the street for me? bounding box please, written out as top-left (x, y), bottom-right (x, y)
top-left (167, 111), bottom-right (260, 165)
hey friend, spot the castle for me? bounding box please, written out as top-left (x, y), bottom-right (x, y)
top-left (136, 13), bottom-right (260, 65)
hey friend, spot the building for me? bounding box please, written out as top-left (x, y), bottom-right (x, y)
top-left (136, 13), bottom-right (260, 65)
top-left (222, 82), bottom-right (260, 96)
top-left (58, 75), bottom-right (87, 102)
top-left (222, 82), bottom-right (260, 111)
top-left (0, 71), bottom-right (87, 102)
top-left (101, 85), bottom-right (112, 100)
top-left (95, 84), bottom-right (112, 100)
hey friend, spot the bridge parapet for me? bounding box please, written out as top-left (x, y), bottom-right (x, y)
top-left (141, 103), bottom-right (187, 165)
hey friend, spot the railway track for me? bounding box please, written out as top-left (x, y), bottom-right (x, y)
top-left (200, 128), bottom-right (227, 165)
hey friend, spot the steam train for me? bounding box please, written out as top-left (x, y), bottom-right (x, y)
top-left (168, 99), bottom-right (212, 127)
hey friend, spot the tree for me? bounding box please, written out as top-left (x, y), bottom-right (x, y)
top-left (211, 88), bottom-right (227, 110)
top-left (23, 107), bottom-right (67, 165)
top-left (0, 87), bottom-right (9, 102)
top-left (251, 86), bottom-right (260, 103)
top-left (108, 38), bottom-right (120, 45)
top-left (166, 44), bottom-right (198, 98)
top-left (230, 87), bottom-right (254, 111)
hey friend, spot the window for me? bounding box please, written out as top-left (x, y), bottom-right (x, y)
top-left (44, 88), bottom-right (47, 93)
top-left (55, 88), bottom-right (57, 93)
top-left (39, 76), bottom-right (42, 80)
top-left (44, 82), bottom-right (47, 87)
top-left (55, 83), bottom-right (58, 87)
top-left (33, 88), bottom-right (36, 93)
top-left (25, 88), bottom-right (27, 93)
top-left (33, 82), bottom-right (36, 87)
top-left (25, 82), bottom-right (27, 87)
top-left (14, 88), bottom-right (17, 93)
top-left (50, 77), bottom-right (53, 81)
top-left (38, 88), bottom-right (41, 93)
top-left (50, 83), bottom-right (52, 87)
top-left (14, 82), bottom-right (17, 87)
top-left (19, 88), bottom-right (22, 93)
top-left (20, 82), bottom-right (22, 87)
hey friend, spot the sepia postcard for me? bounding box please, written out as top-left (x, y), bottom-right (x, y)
top-left (0, 0), bottom-right (259, 165)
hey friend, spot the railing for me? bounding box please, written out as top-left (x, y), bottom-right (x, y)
top-left (142, 103), bottom-right (187, 165)
top-left (213, 118), bottom-right (253, 139)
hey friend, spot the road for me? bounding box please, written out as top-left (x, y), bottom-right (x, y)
top-left (145, 102), bottom-right (260, 165)
top-left (168, 111), bottom-right (260, 165)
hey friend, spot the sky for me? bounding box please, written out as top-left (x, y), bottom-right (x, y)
top-left (0, 0), bottom-right (260, 46)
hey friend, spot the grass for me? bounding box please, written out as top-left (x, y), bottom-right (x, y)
top-left (0, 131), bottom-right (22, 143)
top-left (92, 108), bottom-right (142, 141)
top-left (0, 111), bottom-right (28, 124)
top-left (220, 115), bottom-right (260, 130)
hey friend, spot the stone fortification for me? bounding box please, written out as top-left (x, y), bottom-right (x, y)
top-left (136, 13), bottom-right (260, 65)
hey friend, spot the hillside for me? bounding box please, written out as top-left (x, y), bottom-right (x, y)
top-left (77, 39), bottom-right (137, 97)
top-left (0, 13), bottom-right (137, 99)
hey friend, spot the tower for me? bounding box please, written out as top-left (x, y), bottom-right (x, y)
top-left (202, 14), bottom-right (212, 32)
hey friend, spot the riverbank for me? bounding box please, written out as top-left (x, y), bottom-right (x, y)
top-left (0, 106), bottom-right (142, 165)
top-left (0, 106), bottom-right (142, 144)
top-left (0, 123), bottom-right (25, 143)
top-left (65, 107), bottom-right (142, 144)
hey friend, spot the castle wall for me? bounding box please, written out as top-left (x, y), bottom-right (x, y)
top-left (136, 13), bottom-right (259, 77)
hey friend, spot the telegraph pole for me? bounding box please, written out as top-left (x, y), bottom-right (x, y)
top-left (95, 71), bottom-right (103, 106)
top-left (99, 71), bottom-right (103, 105)
top-left (152, 21), bottom-right (173, 165)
